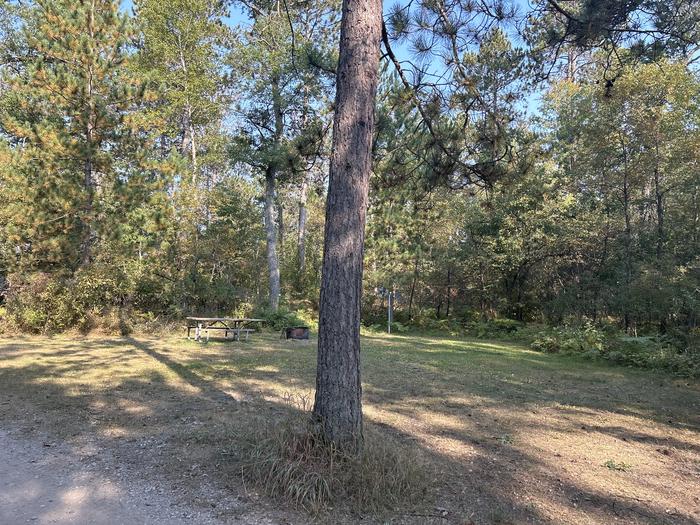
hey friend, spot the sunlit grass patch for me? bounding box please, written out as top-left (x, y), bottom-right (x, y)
top-left (1, 332), bottom-right (699, 524)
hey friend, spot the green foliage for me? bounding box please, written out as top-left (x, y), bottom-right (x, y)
top-left (0, 0), bottom-right (697, 390)
top-left (464, 319), bottom-right (525, 339)
top-left (366, 57), bottom-right (700, 352)
top-left (294, 309), bottom-right (319, 332)
top-left (527, 324), bottom-right (700, 378)
top-left (5, 270), bottom-right (126, 334)
top-left (530, 324), bottom-right (606, 354)
top-left (603, 460), bottom-right (632, 472)
top-left (0, 0), bottom-right (165, 272)
top-left (390, 321), bottom-right (409, 333)
top-left (255, 306), bottom-right (307, 332)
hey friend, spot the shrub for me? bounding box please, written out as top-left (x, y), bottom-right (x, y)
top-left (526, 323), bottom-right (700, 378)
top-left (294, 308), bottom-right (319, 332)
top-left (5, 273), bottom-right (76, 332)
top-left (530, 323), bottom-right (605, 354)
top-left (390, 321), bottom-right (409, 333)
top-left (255, 306), bottom-right (308, 332)
top-left (237, 399), bottom-right (430, 516)
top-left (464, 318), bottom-right (524, 338)
top-left (5, 269), bottom-right (126, 334)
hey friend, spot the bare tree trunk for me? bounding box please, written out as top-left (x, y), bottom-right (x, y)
top-left (277, 199), bottom-right (284, 259)
top-left (445, 267), bottom-right (452, 318)
top-left (653, 141), bottom-right (664, 259)
top-left (407, 255), bottom-right (419, 318)
top-left (188, 107), bottom-right (197, 183)
top-left (179, 103), bottom-right (197, 184)
top-left (297, 177), bottom-right (309, 288)
top-left (566, 47), bottom-right (577, 82)
top-left (312, 0), bottom-right (383, 453)
top-left (80, 5), bottom-right (95, 268)
top-left (176, 38), bottom-right (198, 185)
top-left (81, 139), bottom-right (94, 267)
top-left (264, 169), bottom-right (281, 311)
top-left (262, 75), bottom-right (285, 311)
top-left (620, 134), bottom-right (633, 333)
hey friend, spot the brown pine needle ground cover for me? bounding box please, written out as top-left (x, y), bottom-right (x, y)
top-left (1, 332), bottom-right (699, 524)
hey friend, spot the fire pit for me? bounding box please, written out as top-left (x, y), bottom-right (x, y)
top-left (285, 326), bottom-right (310, 340)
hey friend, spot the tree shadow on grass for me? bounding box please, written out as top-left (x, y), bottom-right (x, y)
top-left (0, 334), bottom-right (699, 524)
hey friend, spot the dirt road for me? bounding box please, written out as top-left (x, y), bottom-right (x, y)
top-left (0, 428), bottom-right (236, 525)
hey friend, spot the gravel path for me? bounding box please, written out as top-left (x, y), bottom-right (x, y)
top-left (0, 428), bottom-right (242, 525)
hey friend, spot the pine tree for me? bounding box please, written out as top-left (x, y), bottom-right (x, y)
top-left (312, 0), bottom-right (382, 453)
top-left (0, 0), bottom-right (151, 272)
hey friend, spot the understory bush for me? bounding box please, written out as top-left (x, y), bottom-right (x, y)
top-left (255, 306), bottom-right (308, 331)
top-left (4, 271), bottom-right (129, 334)
top-left (383, 309), bottom-right (700, 377)
top-left (236, 398), bottom-right (430, 516)
top-left (463, 318), bottom-right (524, 338)
top-left (528, 323), bottom-right (700, 378)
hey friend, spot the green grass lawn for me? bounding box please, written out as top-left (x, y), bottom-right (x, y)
top-left (1, 331), bottom-right (698, 524)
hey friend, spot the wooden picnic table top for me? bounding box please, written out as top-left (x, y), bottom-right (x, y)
top-left (186, 317), bottom-right (264, 322)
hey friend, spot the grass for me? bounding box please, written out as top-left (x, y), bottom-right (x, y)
top-left (238, 396), bottom-right (429, 516)
top-left (1, 331), bottom-right (699, 524)
top-left (603, 459), bottom-right (633, 472)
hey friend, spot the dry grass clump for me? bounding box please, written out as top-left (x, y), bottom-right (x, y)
top-left (237, 400), bottom-right (430, 516)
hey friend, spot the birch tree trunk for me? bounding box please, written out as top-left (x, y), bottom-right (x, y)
top-left (312, 0), bottom-right (383, 453)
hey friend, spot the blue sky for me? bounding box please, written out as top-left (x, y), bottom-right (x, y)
top-left (120, 0), bottom-right (542, 115)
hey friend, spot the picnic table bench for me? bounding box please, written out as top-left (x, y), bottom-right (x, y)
top-left (186, 317), bottom-right (263, 342)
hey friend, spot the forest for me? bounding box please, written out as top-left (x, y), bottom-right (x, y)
top-left (1, 1), bottom-right (700, 523)
top-left (1, 0), bottom-right (698, 377)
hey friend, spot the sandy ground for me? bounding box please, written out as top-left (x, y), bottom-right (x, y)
top-left (0, 427), bottom-right (240, 525)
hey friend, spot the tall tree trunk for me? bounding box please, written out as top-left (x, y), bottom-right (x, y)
top-left (184, 104), bottom-right (197, 184)
top-left (81, 4), bottom-right (95, 268)
top-left (176, 38), bottom-right (198, 185)
top-left (653, 141), bottom-right (664, 259)
top-left (445, 267), bottom-right (452, 318)
top-left (652, 139), bottom-right (666, 332)
top-left (297, 177), bottom-right (309, 288)
top-left (264, 169), bottom-right (281, 311)
top-left (312, 0), bottom-right (383, 453)
top-left (263, 75), bottom-right (285, 311)
top-left (81, 136), bottom-right (94, 267)
top-left (277, 199), bottom-right (285, 259)
top-left (407, 255), bottom-right (419, 318)
top-left (620, 134), bottom-right (633, 333)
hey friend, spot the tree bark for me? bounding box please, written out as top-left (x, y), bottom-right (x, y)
top-left (81, 135), bottom-right (95, 268)
top-left (620, 133), bottom-right (633, 333)
top-left (312, 0), bottom-right (383, 453)
top-left (407, 254), bottom-right (419, 318)
top-left (264, 168), bottom-right (281, 311)
top-left (653, 140), bottom-right (664, 259)
top-left (262, 75), bottom-right (285, 311)
top-left (277, 198), bottom-right (285, 259)
top-left (80, 2), bottom-right (96, 268)
top-left (446, 267), bottom-right (452, 318)
top-left (297, 177), bottom-right (309, 288)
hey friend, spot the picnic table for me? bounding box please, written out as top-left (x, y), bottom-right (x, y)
top-left (186, 317), bottom-right (264, 342)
